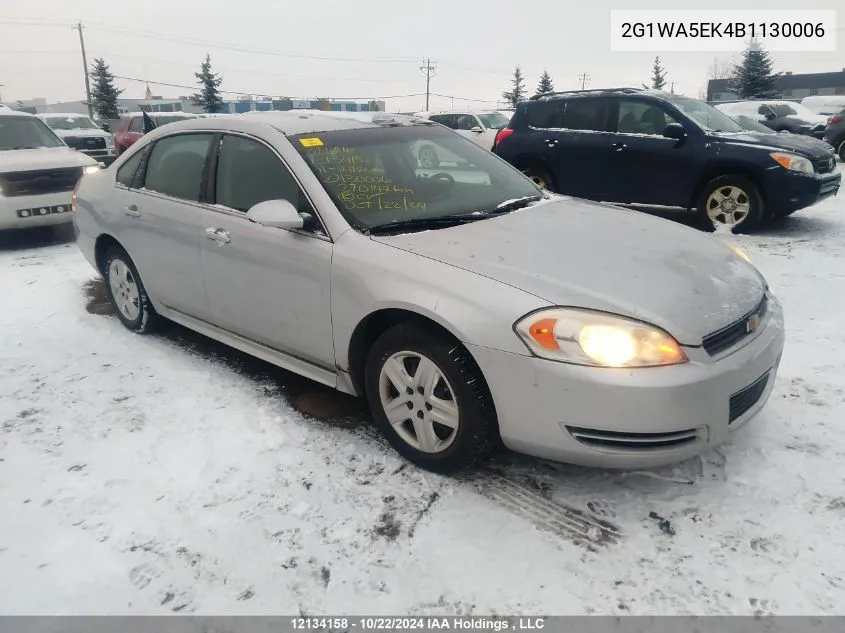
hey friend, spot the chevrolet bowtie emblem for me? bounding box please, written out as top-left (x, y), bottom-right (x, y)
top-left (747, 314), bottom-right (761, 333)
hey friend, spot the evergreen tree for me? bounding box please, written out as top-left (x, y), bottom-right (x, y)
top-left (502, 66), bottom-right (526, 108)
top-left (534, 70), bottom-right (555, 97)
top-left (191, 54), bottom-right (224, 113)
top-left (649, 56), bottom-right (667, 90)
top-left (732, 40), bottom-right (780, 99)
top-left (89, 58), bottom-right (123, 119)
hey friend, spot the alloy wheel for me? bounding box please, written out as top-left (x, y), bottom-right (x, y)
top-left (378, 351), bottom-right (460, 453)
top-left (108, 258), bottom-right (141, 321)
top-left (705, 185), bottom-right (751, 227)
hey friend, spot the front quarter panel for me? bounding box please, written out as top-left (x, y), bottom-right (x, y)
top-left (331, 232), bottom-right (548, 372)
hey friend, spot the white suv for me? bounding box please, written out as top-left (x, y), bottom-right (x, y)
top-left (0, 110), bottom-right (100, 231)
top-left (38, 113), bottom-right (117, 165)
top-left (413, 110), bottom-right (510, 168)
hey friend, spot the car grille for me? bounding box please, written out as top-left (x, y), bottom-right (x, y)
top-left (814, 156), bottom-right (836, 174)
top-left (566, 426), bottom-right (701, 451)
top-left (0, 167), bottom-right (83, 197)
top-left (63, 136), bottom-right (106, 150)
top-left (729, 370), bottom-right (771, 424)
top-left (702, 294), bottom-right (768, 357)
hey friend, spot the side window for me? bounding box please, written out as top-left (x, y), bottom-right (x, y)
top-left (144, 133), bottom-right (213, 202)
top-left (453, 115), bottom-right (477, 131)
top-left (429, 114), bottom-right (450, 127)
top-left (526, 101), bottom-right (563, 128)
top-left (128, 117), bottom-right (142, 133)
top-left (215, 134), bottom-right (314, 218)
top-left (616, 100), bottom-right (678, 135)
top-left (560, 99), bottom-right (612, 132)
top-left (115, 147), bottom-right (146, 188)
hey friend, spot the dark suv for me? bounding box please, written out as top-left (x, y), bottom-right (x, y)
top-left (493, 88), bottom-right (841, 232)
top-left (823, 108), bottom-right (845, 161)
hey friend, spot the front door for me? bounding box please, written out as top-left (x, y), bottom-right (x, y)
top-left (115, 132), bottom-right (215, 321)
top-left (198, 134), bottom-right (335, 370)
top-left (604, 99), bottom-right (697, 207)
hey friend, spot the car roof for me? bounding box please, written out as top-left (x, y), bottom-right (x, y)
top-left (122, 111), bottom-right (200, 118)
top-left (527, 87), bottom-right (666, 103)
top-left (422, 110), bottom-right (500, 116)
top-left (0, 108), bottom-right (35, 117)
top-left (38, 112), bottom-right (93, 118)
top-left (142, 110), bottom-right (432, 138)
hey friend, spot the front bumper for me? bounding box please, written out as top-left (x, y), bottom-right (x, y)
top-left (0, 191), bottom-right (75, 230)
top-left (765, 168), bottom-right (841, 215)
top-left (468, 296), bottom-right (785, 468)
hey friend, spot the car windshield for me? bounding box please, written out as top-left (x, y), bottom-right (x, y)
top-left (0, 115), bottom-right (65, 150)
top-left (730, 114), bottom-right (775, 134)
top-left (44, 116), bottom-right (98, 130)
top-left (292, 124), bottom-right (541, 232)
top-left (477, 112), bottom-right (510, 129)
top-left (667, 96), bottom-right (744, 133)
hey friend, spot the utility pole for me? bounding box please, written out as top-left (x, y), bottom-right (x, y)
top-left (578, 72), bottom-right (591, 90)
top-left (72, 22), bottom-right (93, 118)
top-left (419, 58), bottom-right (437, 111)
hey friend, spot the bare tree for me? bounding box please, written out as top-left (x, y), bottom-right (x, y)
top-left (708, 57), bottom-right (733, 80)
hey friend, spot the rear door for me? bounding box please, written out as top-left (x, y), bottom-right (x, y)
top-left (116, 133), bottom-right (214, 321)
top-left (197, 133), bottom-right (335, 370)
top-left (604, 98), bottom-right (698, 206)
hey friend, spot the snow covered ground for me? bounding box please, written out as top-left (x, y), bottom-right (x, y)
top-left (1, 169), bottom-right (844, 615)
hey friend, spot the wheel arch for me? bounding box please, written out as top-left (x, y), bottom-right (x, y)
top-left (689, 162), bottom-right (768, 213)
top-left (94, 233), bottom-right (125, 275)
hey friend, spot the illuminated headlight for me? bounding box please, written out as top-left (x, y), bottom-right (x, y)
top-left (770, 152), bottom-right (813, 174)
top-left (83, 165), bottom-right (101, 175)
top-left (514, 308), bottom-right (687, 368)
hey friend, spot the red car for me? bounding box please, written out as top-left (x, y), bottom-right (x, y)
top-left (114, 112), bottom-right (199, 155)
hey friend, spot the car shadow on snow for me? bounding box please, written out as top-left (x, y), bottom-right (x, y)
top-left (84, 277), bottom-right (737, 550)
top-left (0, 225), bottom-right (76, 252)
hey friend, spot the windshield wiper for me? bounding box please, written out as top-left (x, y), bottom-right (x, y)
top-left (466, 194), bottom-right (546, 218)
top-left (365, 215), bottom-right (484, 235)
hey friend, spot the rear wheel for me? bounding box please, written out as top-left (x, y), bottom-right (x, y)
top-left (522, 165), bottom-right (556, 192)
top-left (696, 175), bottom-right (765, 234)
top-left (418, 145), bottom-right (439, 169)
top-left (103, 246), bottom-right (160, 333)
top-left (838, 140), bottom-right (845, 162)
top-left (364, 323), bottom-right (497, 473)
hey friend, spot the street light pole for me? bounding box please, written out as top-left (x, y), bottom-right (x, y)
top-left (72, 22), bottom-right (94, 118)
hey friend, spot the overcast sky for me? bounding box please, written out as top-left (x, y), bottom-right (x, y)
top-left (1, 0), bottom-right (842, 112)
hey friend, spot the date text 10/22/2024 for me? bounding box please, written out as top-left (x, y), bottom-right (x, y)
top-left (291, 618), bottom-right (547, 631)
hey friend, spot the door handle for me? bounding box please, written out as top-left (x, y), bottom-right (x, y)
top-left (122, 204), bottom-right (140, 217)
top-left (205, 227), bottom-right (231, 244)
top-left (544, 139), bottom-right (558, 147)
top-left (610, 142), bottom-right (627, 152)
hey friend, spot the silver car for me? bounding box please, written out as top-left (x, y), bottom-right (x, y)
top-left (74, 112), bottom-right (785, 473)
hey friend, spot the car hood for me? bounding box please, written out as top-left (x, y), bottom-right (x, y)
top-left (712, 130), bottom-right (834, 157)
top-left (371, 199), bottom-right (767, 345)
top-left (0, 147), bottom-right (99, 172)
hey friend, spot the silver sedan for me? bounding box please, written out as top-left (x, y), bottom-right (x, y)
top-left (73, 112), bottom-right (785, 472)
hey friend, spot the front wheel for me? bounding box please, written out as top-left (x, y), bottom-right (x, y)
top-left (837, 140), bottom-right (845, 162)
top-left (522, 165), bottom-right (556, 192)
top-left (696, 175), bottom-right (765, 234)
top-left (364, 323), bottom-right (497, 473)
top-left (103, 246), bottom-right (160, 333)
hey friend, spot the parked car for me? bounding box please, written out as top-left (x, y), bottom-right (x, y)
top-left (801, 95), bottom-right (845, 118)
top-left (38, 113), bottom-right (117, 166)
top-left (414, 110), bottom-right (510, 167)
top-left (493, 88), bottom-right (840, 232)
top-left (0, 109), bottom-right (100, 231)
top-left (75, 111), bottom-right (784, 472)
top-left (726, 112), bottom-right (838, 154)
top-left (715, 100), bottom-right (828, 139)
top-left (114, 112), bottom-right (199, 155)
top-left (823, 108), bottom-right (845, 161)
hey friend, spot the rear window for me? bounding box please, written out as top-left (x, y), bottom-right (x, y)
top-left (526, 101), bottom-right (562, 128)
top-left (560, 99), bottom-right (613, 132)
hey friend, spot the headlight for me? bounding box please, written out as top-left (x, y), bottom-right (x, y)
top-left (83, 165), bottom-right (101, 175)
top-left (514, 308), bottom-right (687, 368)
top-left (770, 152), bottom-right (813, 173)
top-left (105, 136), bottom-right (115, 148)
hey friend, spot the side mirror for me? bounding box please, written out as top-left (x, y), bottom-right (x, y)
top-left (246, 199), bottom-right (304, 230)
top-left (100, 123), bottom-right (111, 133)
top-left (663, 122), bottom-right (686, 140)
top-left (469, 126), bottom-right (484, 133)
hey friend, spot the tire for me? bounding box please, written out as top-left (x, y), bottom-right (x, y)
top-left (696, 175), bottom-right (765, 234)
top-left (102, 246), bottom-right (160, 333)
top-left (522, 165), bottom-right (556, 192)
top-left (364, 322), bottom-right (497, 473)
top-left (837, 140), bottom-right (845, 163)
top-left (418, 145), bottom-right (439, 169)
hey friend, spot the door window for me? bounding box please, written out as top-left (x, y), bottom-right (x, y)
top-left (429, 114), bottom-right (456, 129)
top-left (616, 100), bottom-right (679, 135)
top-left (144, 133), bottom-right (213, 202)
top-left (526, 101), bottom-right (563, 128)
top-left (560, 99), bottom-right (613, 132)
top-left (128, 117), bottom-right (143, 133)
top-left (214, 134), bottom-right (314, 217)
top-left (453, 114), bottom-right (478, 131)
top-left (116, 147), bottom-right (146, 188)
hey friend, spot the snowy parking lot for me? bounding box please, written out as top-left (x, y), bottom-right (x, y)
top-left (1, 168), bottom-right (844, 615)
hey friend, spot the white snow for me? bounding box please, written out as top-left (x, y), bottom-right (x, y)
top-left (1, 167), bottom-right (845, 615)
